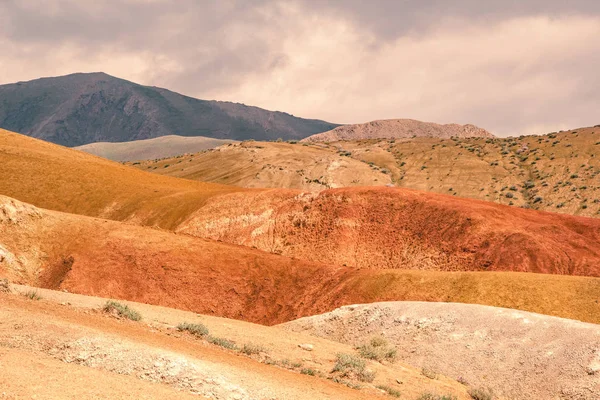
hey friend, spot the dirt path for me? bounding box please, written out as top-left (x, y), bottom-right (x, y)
top-left (281, 301), bottom-right (600, 400)
top-left (1, 286), bottom-right (469, 400)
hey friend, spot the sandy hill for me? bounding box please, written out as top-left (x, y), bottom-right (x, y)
top-left (0, 72), bottom-right (338, 146)
top-left (0, 128), bottom-right (243, 229)
top-left (75, 135), bottom-right (237, 162)
top-left (0, 287), bottom-right (472, 400)
top-left (132, 141), bottom-right (392, 189)
top-left (302, 119), bottom-right (493, 142)
top-left (282, 302), bottom-right (600, 400)
top-left (2, 194), bottom-right (600, 326)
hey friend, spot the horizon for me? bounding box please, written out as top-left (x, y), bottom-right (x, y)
top-left (1, 1), bottom-right (599, 136)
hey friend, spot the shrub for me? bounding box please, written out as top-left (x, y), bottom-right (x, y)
top-left (356, 337), bottom-right (397, 362)
top-left (468, 387), bottom-right (495, 400)
top-left (207, 336), bottom-right (238, 350)
top-left (24, 290), bottom-right (42, 300)
top-left (332, 353), bottom-right (375, 382)
top-left (421, 367), bottom-right (438, 379)
top-left (417, 394), bottom-right (457, 400)
top-left (376, 385), bottom-right (401, 397)
top-left (0, 279), bottom-right (11, 293)
top-left (241, 343), bottom-right (267, 355)
top-left (103, 301), bottom-right (141, 321)
top-left (177, 322), bottom-right (209, 337)
top-left (505, 192), bottom-right (514, 198)
top-left (300, 368), bottom-right (316, 376)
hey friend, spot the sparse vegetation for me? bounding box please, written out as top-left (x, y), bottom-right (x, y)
top-left (356, 336), bottom-right (397, 362)
top-left (300, 368), bottom-right (317, 376)
top-left (24, 290), bottom-right (42, 300)
top-left (421, 367), bottom-right (438, 379)
top-left (468, 387), bottom-right (495, 400)
top-left (207, 335), bottom-right (238, 350)
top-left (417, 393), bottom-right (457, 400)
top-left (241, 342), bottom-right (268, 355)
top-left (376, 384), bottom-right (402, 397)
top-left (177, 322), bottom-right (209, 337)
top-left (102, 300), bottom-right (141, 321)
top-left (332, 353), bottom-right (376, 382)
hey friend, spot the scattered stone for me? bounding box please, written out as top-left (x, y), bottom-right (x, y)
top-left (298, 344), bottom-right (314, 351)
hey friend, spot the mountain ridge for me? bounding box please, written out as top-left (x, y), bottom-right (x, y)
top-left (0, 72), bottom-right (339, 146)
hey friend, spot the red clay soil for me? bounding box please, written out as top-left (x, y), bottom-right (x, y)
top-left (3, 195), bottom-right (600, 326)
top-left (179, 186), bottom-right (600, 276)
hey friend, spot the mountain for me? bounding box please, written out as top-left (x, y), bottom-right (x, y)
top-left (302, 118), bottom-right (493, 142)
top-left (75, 135), bottom-right (237, 162)
top-left (0, 72), bottom-right (339, 146)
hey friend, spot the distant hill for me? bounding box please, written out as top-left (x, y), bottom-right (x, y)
top-left (302, 119), bottom-right (493, 142)
top-left (75, 135), bottom-right (237, 162)
top-left (0, 72), bottom-right (339, 146)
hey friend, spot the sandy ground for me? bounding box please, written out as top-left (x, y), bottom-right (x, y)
top-left (281, 301), bottom-right (600, 400)
top-left (0, 285), bottom-right (469, 400)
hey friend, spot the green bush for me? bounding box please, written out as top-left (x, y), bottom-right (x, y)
top-left (300, 368), bottom-right (316, 376)
top-left (417, 394), bottom-right (457, 400)
top-left (177, 322), bottom-right (209, 337)
top-left (103, 301), bottom-right (141, 321)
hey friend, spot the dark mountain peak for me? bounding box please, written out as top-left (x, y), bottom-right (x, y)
top-left (0, 74), bottom-right (338, 146)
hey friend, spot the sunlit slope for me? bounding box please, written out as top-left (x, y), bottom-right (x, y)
top-left (0, 128), bottom-right (244, 228)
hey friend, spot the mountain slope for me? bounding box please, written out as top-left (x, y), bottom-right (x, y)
top-left (0, 72), bottom-right (338, 146)
top-left (302, 119), bottom-right (493, 142)
top-left (75, 135), bottom-right (237, 162)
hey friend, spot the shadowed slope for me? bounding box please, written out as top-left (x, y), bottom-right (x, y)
top-left (2, 195), bottom-right (600, 325)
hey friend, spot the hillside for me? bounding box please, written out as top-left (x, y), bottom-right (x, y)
top-left (4, 129), bottom-right (600, 278)
top-left (2, 194), bottom-right (600, 326)
top-left (0, 288), bottom-right (471, 399)
top-left (132, 141), bottom-right (391, 189)
top-left (282, 302), bottom-right (600, 400)
top-left (143, 126), bottom-right (600, 218)
top-left (0, 128), bottom-right (243, 229)
top-left (178, 186), bottom-right (600, 276)
top-left (302, 119), bottom-right (493, 142)
top-left (75, 135), bottom-right (237, 162)
top-left (0, 72), bottom-right (338, 146)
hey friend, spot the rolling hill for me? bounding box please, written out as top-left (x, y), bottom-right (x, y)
top-left (301, 119), bottom-right (493, 142)
top-left (3, 128), bottom-right (600, 278)
top-left (74, 135), bottom-right (237, 162)
top-left (0, 72), bottom-right (338, 146)
top-left (141, 126), bottom-right (600, 218)
top-left (2, 194), bottom-right (600, 326)
top-left (132, 141), bottom-right (392, 189)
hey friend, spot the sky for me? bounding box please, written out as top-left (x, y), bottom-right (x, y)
top-left (0, 0), bottom-right (599, 136)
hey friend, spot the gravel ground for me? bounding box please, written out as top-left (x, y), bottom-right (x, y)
top-left (281, 301), bottom-right (600, 400)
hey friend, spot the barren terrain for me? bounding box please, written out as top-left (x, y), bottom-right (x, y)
top-left (75, 135), bottom-right (237, 161)
top-left (301, 119), bottom-right (493, 142)
top-left (0, 286), bottom-right (470, 399)
top-left (282, 301), bottom-right (600, 400)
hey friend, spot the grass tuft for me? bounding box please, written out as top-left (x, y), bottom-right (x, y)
top-left (468, 387), bottom-right (495, 400)
top-left (241, 342), bottom-right (268, 355)
top-left (376, 384), bottom-right (401, 397)
top-left (332, 353), bottom-right (376, 382)
top-left (207, 335), bottom-right (238, 350)
top-left (102, 300), bottom-right (141, 321)
top-left (24, 290), bottom-right (42, 300)
top-left (177, 322), bottom-right (209, 337)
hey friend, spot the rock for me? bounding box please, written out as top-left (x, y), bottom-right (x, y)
top-left (298, 344), bottom-right (314, 351)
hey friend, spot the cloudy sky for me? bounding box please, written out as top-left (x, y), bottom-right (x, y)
top-left (1, 0), bottom-right (599, 136)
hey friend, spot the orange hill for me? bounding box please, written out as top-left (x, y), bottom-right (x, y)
top-left (2, 195), bottom-right (600, 325)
